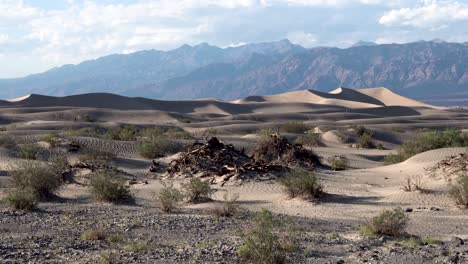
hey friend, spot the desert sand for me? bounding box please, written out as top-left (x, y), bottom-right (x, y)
top-left (0, 87), bottom-right (466, 263)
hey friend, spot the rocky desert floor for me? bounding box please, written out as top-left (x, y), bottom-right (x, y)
top-left (0, 88), bottom-right (467, 263)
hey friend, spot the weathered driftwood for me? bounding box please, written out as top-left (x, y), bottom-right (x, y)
top-left (164, 135), bottom-right (320, 184)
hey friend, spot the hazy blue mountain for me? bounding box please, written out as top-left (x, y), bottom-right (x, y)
top-left (1, 39), bottom-right (467, 105)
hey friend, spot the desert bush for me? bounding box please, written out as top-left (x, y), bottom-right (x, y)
top-left (279, 169), bottom-right (323, 200)
top-left (66, 127), bottom-right (102, 138)
top-left (105, 125), bottom-right (139, 141)
top-left (385, 129), bottom-right (468, 164)
top-left (211, 193), bottom-right (240, 218)
top-left (157, 182), bottom-right (184, 213)
top-left (357, 132), bottom-right (375, 149)
top-left (328, 155), bottom-right (348, 171)
top-left (124, 242), bottom-right (148, 252)
top-left (81, 229), bottom-right (106, 241)
top-left (448, 174), bottom-right (468, 208)
top-left (41, 132), bottom-right (61, 147)
top-left (10, 161), bottom-right (63, 201)
top-left (166, 130), bottom-right (194, 140)
top-left (376, 143), bottom-right (385, 150)
top-left (351, 125), bottom-right (373, 137)
top-left (361, 208), bottom-right (409, 237)
top-left (138, 137), bottom-right (180, 159)
top-left (182, 178), bottom-right (215, 203)
top-left (79, 149), bottom-right (116, 166)
top-left (384, 153), bottom-right (406, 165)
top-left (254, 133), bottom-right (321, 166)
top-left (401, 175), bottom-right (424, 192)
top-left (0, 134), bottom-right (17, 149)
top-left (280, 121), bottom-right (309, 134)
top-left (238, 209), bottom-right (298, 264)
top-left (89, 171), bottom-right (131, 202)
top-left (5, 189), bottom-right (38, 211)
top-left (18, 144), bottom-right (43, 160)
top-left (391, 127), bottom-right (406, 133)
top-left (295, 133), bottom-right (322, 147)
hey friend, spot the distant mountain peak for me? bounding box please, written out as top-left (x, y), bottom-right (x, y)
top-left (351, 40), bottom-right (378, 47)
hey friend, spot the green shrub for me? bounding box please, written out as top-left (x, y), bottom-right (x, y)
top-left (0, 135), bottom-right (17, 149)
top-left (105, 125), bottom-right (139, 141)
top-left (79, 149), bottom-right (116, 166)
top-left (351, 125), bottom-right (373, 137)
top-left (157, 182), bottom-right (184, 213)
top-left (182, 178), bottom-right (215, 203)
top-left (66, 127), bottom-right (102, 138)
top-left (124, 242), bottom-right (148, 252)
top-left (89, 171), bottom-right (131, 202)
top-left (391, 127), bottom-right (406, 133)
top-left (10, 161), bottom-right (63, 201)
top-left (238, 209), bottom-right (298, 263)
top-left (361, 208), bottom-right (409, 237)
top-left (278, 169), bottom-right (323, 200)
top-left (81, 229), bottom-right (106, 241)
top-left (18, 144), bottom-right (43, 160)
top-left (5, 189), bottom-right (38, 211)
top-left (139, 137), bottom-right (179, 159)
top-left (328, 155), bottom-right (348, 171)
top-left (448, 174), bottom-right (468, 208)
top-left (357, 132), bottom-right (374, 149)
top-left (211, 193), bottom-right (240, 218)
top-left (280, 121), bottom-right (309, 134)
top-left (295, 133), bottom-right (322, 147)
top-left (41, 132), bottom-right (61, 147)
top-left (385, 129), bottom-right (468, 164)
top-left (384, 153), bottom-right (406, 165)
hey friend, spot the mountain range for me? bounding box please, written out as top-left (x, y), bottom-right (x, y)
top-left (1, 39), bottom-right (467, 106)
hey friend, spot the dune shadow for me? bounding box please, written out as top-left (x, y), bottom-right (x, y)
top-left (321, 193), bottom-right (386, 206)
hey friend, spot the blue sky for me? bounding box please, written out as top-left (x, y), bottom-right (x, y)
top-left (1, 0), bottom-right (468, 78)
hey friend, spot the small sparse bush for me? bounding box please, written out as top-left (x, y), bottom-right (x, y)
top-left (400, 237), bottom-right (441, 247)
top-left (280, 121), bottom-right (309, 134)
top-left (212, 193), bottom-right (240, 218)
top-left (124, 242), bottom-right (148, 252)
top-left (278, 169), bottom-right (323, 200)
top-left (182, 178), bottom-right (215, 203)
top-left (100, 251), bottom-right (120, 264)
top-left (357, 132), bottom-right (374, 149)
top-left (238, 209), bottom-right (298, 264)
top-left (401, 175), bottom-right (425, 192)
top-left (376, 143), bottom-right (385, 150)
top-left (18, 144), bottom-right (43, 160)
top-left (328, 155), bottom-right (348, 171)
top-left (138, 137), bottom-right (179, 159)
top-left (157, 182), bottom-right (184, 213)
top-left (89, 171), bottom-right (131, 202)
top-left (361, 208), bottom-right (409, 237)
top-left (384, 153), bottom-right (406, 165)
top-left (448, 174), bottom-right (468, 208)
top-left (0, 134), bottom-right (17, 149)
top-left (41, 132), bottom-right (61, 147)
top-left (79, 149), bottom-right (116, 166)
top-left (10, 161), bottom-right (63, 201)
top-left (5, 189), bottom-right (38, 211)
top-left (105, 125), bottom-right (139, 141)
top-left (351, 125), bottom-right (373, 137)
top-left (295, 133), bottom-right (322, 147)
top-left (391, 127), bottom-right (406, 133)
top-left (81, 229), bottom-right (106, 241)
top-left (66, 127), bottom-right (102, 138)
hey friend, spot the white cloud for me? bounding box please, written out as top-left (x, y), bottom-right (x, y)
top-left (287, 31), bottom-right (318, 47)
top-left (379, 0), bottom-right (468, 28)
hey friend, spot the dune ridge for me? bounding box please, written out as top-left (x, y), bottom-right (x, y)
top-left (5, 87), bottom-right (438, 117)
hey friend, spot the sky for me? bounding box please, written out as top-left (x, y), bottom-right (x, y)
top-left (1, 0), bottom-right (468, 78)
